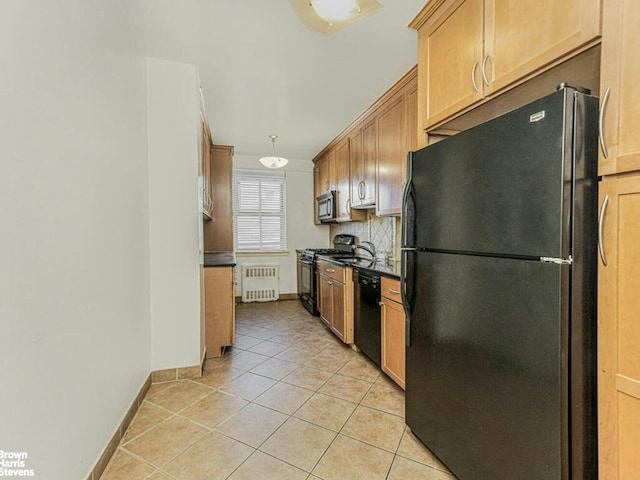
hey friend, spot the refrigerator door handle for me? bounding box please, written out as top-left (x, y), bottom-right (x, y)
top-left (599, 194), bottom-right (609, 266)
top-left (400, 248), bottom-right (415, 347)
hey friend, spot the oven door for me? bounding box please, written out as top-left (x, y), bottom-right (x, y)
top-left (297, 255), bottom-right (317, 315)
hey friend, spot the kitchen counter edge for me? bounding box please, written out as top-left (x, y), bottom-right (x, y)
top-left (316, 254), bottom-right (401, 279)
top-left (204, 251), bottom-right (236, 267)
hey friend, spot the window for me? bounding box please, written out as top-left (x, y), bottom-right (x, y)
top-left (232, 168), bottom-right (287, 252)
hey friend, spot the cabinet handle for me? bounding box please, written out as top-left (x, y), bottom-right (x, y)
top-left (358, 181), bottom-right (365, 200)
top-left (346, 198), bottom-right (351, 212)
top-left (481, 54), bottom-right (490, 86)
top-left (362, 181), bottom-right (367, 200)
top-left (599, 87), bottom-right (610, 159)
top-left (325, 180), bottom-right (330, 191)
top-left (598, 194), bottom-right (609, 266)
top-left (471, 61), bottom-right (479, 93)
top-left (328, 281), bottom-right (333, 286)
top-left (388, 288), bottom-right (401, 294)
top-left (326, 268), bottom-right (336, 273)
top-left (378, 300), bottom-right (384, 307)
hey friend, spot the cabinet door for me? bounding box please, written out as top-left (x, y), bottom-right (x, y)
top-left (599, 0), bottom-right (640, 176)
top-left (331, 281), bottom-right (346, 342)
top-left (201, 127), bottom-right (213, 220)
top-left (318, 155), bottom-right (330, 193)
top-left (313, 165), bottom-right (320, 225)
top-left (406, 82), bottom-right (419, 153)
top-left (598, 175), bottom-right (640, 479)
top-left (422, 0), bottom-right (484, 127)
top-left (349, 129), bottom-right (364, 207)
top-left (381, 297), bottom-right (406, 389)
top-left (204, 267), bottom-right (235, 358)
top-left (376, 95), bottom-right (406, 216)
top-left (361, 119), bottom-right (377, 206)
top-left (335, 139), bottom-right (351, 221)
top-left (318, 275), bottom-right (332, 328)
top-left (485, 0), bottom-right (600, 96)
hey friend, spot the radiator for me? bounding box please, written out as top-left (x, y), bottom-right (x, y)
top-left (241, 264), bottom-right (280, 302)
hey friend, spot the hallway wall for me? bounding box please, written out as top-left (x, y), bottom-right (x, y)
top-left (0, 1), bottom-right (151, 478)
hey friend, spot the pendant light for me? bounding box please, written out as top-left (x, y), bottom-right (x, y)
top-left (259, 135), bottom-right (289, 169)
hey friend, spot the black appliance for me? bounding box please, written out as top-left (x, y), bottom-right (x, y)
top-left (354, 269), bottom-right (382, 367)
top-left (317, 190), bottom-right (336, 222)
top-left (298, 234), bottom-right (355, 315)
top-left (401, 87), bottom-right (598, 480)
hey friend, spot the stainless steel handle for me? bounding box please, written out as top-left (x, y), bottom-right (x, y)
top-left (378, 300), bottom-right (384, 307)
top-left (325, 180), bottom-right (329, 191)
top-left (598, 194), bottom-right (609, 266)
top-left (481, 54), bottom-right (490, 86)
top-left (326, 268), bottom-right (335, 273)
top-left (471, 61), bottom-right (479, 93)
top-left (327, 281), bottom-right (333, 285)
top-left (599, 87), bottom-right (610, 159)
top-left (358, 181), bottom-right (364, 200)
top-left (346, 198), bottom-right (351, 212)
top-left (362, 181), bottom-right (367, 200)
top-left (388, 288), bottom-right (401, 294)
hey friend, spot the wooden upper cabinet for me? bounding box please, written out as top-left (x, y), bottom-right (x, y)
top-left (335, 139), bottom-right (351, 221)
top-left (376, 94), bottom-right (407, 216)
top-left (419, 0), bottom-right (484, 127)
top-left (599, 0), bottom-right (640, 176)
top-left (313, 164), bottom-right (320, 225)
top-left (312, 67), bottom-right (416, 220)
top-left (411, 0), bottom-right (601, 131)
top-left (318, 150), bottom-right (336, 194)
top-left (485, 0), bottom-right (601, 96)
top-left (203, 144), bottom-right (234, 252)
top-left (406, 83), bottom-right (418, 153)
top-left (349, 119), bottom-right (377, 208)
top-left (597, 174), bottom-right (640, 480)
top-left (201, 125), bottom-right (213, 220)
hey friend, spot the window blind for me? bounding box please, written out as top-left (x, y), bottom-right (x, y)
top-left (232, 168), bottom-right (287, 252)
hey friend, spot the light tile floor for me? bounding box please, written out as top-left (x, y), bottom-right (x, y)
top-left (101, 300), bottom-right (455, 480)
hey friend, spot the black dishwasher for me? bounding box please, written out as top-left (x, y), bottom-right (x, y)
top-left (354, 268), bottom-right (382, 367)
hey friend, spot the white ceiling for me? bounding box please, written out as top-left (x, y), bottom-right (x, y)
top-left (137, 0), bottom-right (425, 161)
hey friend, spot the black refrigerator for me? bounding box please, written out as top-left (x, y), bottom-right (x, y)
top-left (400, 86), bottom-right (598, 480)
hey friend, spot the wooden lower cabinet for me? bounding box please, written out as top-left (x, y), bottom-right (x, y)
top-left (381, 277), bottom-right (406, 389)
top-left (317, 260), bottom-right (354, 344)
top-left (204, 266), bottom-right (235, 358)
top-left (598, 173), bottom-right (640, 479)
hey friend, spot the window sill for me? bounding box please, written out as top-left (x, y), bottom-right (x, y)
top-left (236, 251), bottom-right (290, 257)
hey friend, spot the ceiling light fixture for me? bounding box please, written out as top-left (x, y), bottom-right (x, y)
top-left (259, 135), bottom-right (289, 169)
top-left (288, 0), bottom-right (383, 35)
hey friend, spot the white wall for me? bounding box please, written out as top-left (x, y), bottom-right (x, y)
top-left (0, 1), bottom-right (150, 479)
top-left (232, 155), bottom-right (329, 296)
top-left (147, 58), bottom-right (202, 371)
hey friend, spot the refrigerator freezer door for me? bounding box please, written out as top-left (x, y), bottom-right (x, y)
top-left (409, 89), bottom-right (574, 258)
top-left (405, 251), bottom-right (568, 480)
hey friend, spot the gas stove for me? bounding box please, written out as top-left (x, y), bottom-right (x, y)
top-left (297, 235), bottom-right (356, 315)
top-left (299, 248), bottom-right (351, 262)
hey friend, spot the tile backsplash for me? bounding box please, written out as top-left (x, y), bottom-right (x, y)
top-left (330, 212), bottom-right (400, 261)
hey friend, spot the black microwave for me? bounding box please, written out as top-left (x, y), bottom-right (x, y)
top-left (317, 191), bottom-right (336, 222)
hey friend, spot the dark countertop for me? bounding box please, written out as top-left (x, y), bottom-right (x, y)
top-left (316, 255), bottom-right (401, 278)
top-left (203, 251), bottom-right (236, 267)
